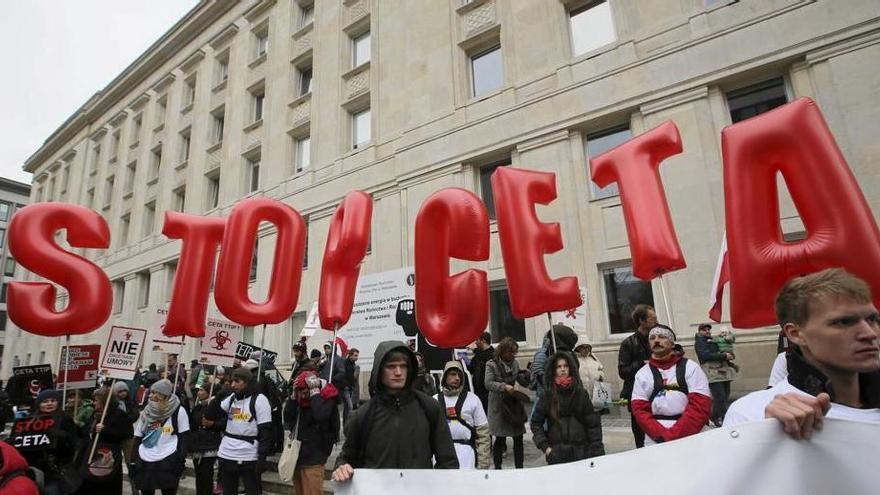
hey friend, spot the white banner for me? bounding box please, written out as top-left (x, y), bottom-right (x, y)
top-left (199, 319), bottom-right (242, 366)
top-left (149, 308), bottom-right (185, 353)
top-left (336, 419), bottom-right (877, 495)
top-left (550, 286), bottom-right (588, 332)
top-left (100, 326), bottom-right (147, 380)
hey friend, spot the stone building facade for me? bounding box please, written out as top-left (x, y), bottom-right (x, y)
top-left (4, 0), bottom-right (879, 398)
top-left (0, 178), bottom-right (30, 371)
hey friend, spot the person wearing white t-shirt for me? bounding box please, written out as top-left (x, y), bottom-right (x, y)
top-left (767, 351), bottom-right (789, 388)
top-left (213, 367), bottom-right (273, 495)
top-left (724, 269), bottom-right (880, 438)
top-left (630, 326), bottom-right (712, 445)
top-left (131, 379), bottom-right (190, 495)
top-left (436, 360), bottom-right (490, 469)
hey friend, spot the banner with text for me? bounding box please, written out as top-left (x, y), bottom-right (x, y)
top-left (57, 345), bottom-right (101, 390)
top-left (9, 365), bottom-right (54, 407)
top-left (100, 326), bottom-right (147, 380)
top-left (235, 342), bottom-right (278, 364)
top-left (149, 308), bottom-right (185, 353)
top-left (200, 319), bottom-right (242, 367)
top-left (10, 414), bottom-right (61, 451)
top-left (336, 419), bottom-right (876, 495)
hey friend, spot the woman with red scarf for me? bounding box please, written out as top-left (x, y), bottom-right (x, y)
top-left (530, 352), bottom-right (605, 464)
top-left (282, 370), bottom-right (339, 495)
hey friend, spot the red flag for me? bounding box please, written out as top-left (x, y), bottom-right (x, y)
top-left (709, 235), bottom-right (729, 322)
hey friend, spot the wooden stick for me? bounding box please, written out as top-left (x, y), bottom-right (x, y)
top-left (327, 323), bottom-right (339, 384)
top-left (87, 379), bottom-right (114, 464)
top-left (546, 313), bottom-right (558, 353)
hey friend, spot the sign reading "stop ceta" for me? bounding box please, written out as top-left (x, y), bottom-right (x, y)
top-left (10, 414), bottom-right (60, 451)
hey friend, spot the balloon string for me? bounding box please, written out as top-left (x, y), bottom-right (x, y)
top-left (659, 275), bottom-right (675, 331)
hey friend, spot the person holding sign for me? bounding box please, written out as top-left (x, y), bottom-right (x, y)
top-left (75, 387), bottom-right (133, 495)
top-left (15, 390), bottom-right (81, 495)
top-left (129, 379), bottom-right (189, 495)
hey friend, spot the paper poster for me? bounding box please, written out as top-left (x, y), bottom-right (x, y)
top-left (100, 326), bottom-right (147, 380)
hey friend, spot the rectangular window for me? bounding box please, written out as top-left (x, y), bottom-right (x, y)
top-left (471, 44), bottom-right (503, 97)
top-left (91, 144), bottom-right (101, 173)
top-left (0, 202), bottom-right (9, 222)
top-left (586, 126), bottom-right (632, 200)
top-left (124, 161), bottom-right (137, 195)
top-left (300, 4), bottom-right (314, 27)
top-left (207, 173), bottom-right (220, 210)
top-left (143, 201), bottom-right (156, 237)
top-left (150, 146), bottom-right (162, 180)
top-left (180, 129), bottom-right (191, 162)
top-left (0, 229), bottom-right (5, 248)
top-left (295, 135), bottom-right (311, 173)
top-left (290, 312), bottom-right (307, 350)
top-left (569, 1), bottom-right (617, 57)
top-left (249, 239), bottom-right (259, 282)
top-left (119, 214), bottom-right (130, 246)
top-left (111, 130), bottom-right (121, 159)
top-left (3, 257), bottom-right (14, 277)
top-left (726, 78), bottom-right (788, 123)
top-left (131, 114), bottom-right (143, 144)
top-left (352, 31), bottom-right (371, 67)
top-left (298, 66), bottom-right (312, 96)
top-left (137, 271), bottom-right (151, 308)
top-left (173, 186), bottom-right (186, 212)
top-left (601, 264), bottom-right (655, 334)
top-left (164, 261), bottom-right (177, 303)
top-left (247, 157), bottom-right (261, 193)
top-left (216, 52), bottom-right (229, 85)
top-left (256, 30), bottom-right (269, 57)
top-left (489, 285), bottom-right (525, 342)
top-left (113, 279), bottom-right (125, 314)
top-left (0, 283), bottom-right (6, 303)
top-left (60, 166), bottom-right (70, 193)
top-left (252, 89), bottom-right (265, 122)
top-left (212, 109), bottom-right (226, 144)
top-left (352, 108), bottom-right (371, 148)
top-left (479, 161), bottom-right (507, 221)
top-left (155, 96), bottom-right (167, 128)
top-left (47, 177), bottom-right (56, 201)
top-left (104, 175), bottom-right (115, 206)
top-left (183, 77), bottom-right (197, 108)
top-left (0, 310), bottom-right (6, 332)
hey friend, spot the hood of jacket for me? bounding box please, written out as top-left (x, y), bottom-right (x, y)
top-left (544, 351), bottom-right (583, 391)
top-left (441, 361), bottom-right (465, 393)
top-left (369, 341), bottom-right (417, 397)
top-left (545, 325), bottom-right (578, 353)
top-left (787, 347), bottom-right (880, 408)
top-left (0, 440), bottom-right (30, 476)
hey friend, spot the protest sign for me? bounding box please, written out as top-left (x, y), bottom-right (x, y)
top-left (235, 341), bottom-right (277, 363)
top-left (149, 308), bottom-right (185, 353)
top-left (200, 318), bottom-right (242, 366)
top-left (10, 414), bottom-right (61, 451)
top-left (300, 301), bottom-right (320, 337)
top-left (550, 286), bottom-right (588, 333)
top-left (57, 344), bottom-right (101, 389)
top-left (9, 365), bottom-right (53, 407)
top-left (100, 326), bottom-right (147, 380)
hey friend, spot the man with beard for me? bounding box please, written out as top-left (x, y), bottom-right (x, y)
top-left (630, 325), bottom-right (711, 445)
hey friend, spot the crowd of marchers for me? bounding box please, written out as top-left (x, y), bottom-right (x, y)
top-left (0, 268), bottom-right (877, 495)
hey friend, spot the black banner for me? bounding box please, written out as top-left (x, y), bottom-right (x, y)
top-left (9, 414), bottom-right (60, 451)
top-left (235, 342), bottom-right (278, 364)
top-left (8, 365), bottom-right (54, 408)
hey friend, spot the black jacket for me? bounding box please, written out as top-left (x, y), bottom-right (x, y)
top-left (188, 399), bottom-right (224, 453)
top-left (21, 413), bottom-right (81, 482)
top-left (531, 353), bottom-right (604, 464)
top-left (787, 348), bottom-right (880, 408)
top-left (694, 333), bottom-right (727, 365)
top-left (468, 346), bottom-right (494, 404)
top-left (282, 393), bottom-right (339, 467)
top-left (335, 341), bottom-right (458, 470)
top-left (617, 331), bottom-right (651, 400)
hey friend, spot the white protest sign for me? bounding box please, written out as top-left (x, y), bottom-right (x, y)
top-left (550, 286), bottom-right (588, 332)
top-left (100, 326), bottom-right (147, 380)
top-left (300, 301), bottom-right (321, 337)
top-left (149, 308), bottom-right (185, 353)
top-left (199, 318), bottom-right (242, 366)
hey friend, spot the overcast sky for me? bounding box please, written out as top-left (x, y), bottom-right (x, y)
top-left (0, 0), bottom-right (199, 185)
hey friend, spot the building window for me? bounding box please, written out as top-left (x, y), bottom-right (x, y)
top-left (352, 31), bottom-right (371, 67)
top-left (216, 51), bottom-right (230, 85)
top-left (150, 146), bottom-right (162, 180)
top-left (173, 186), bottom-right (186, 212)
top-left (110, 130), bottom-right (121, 160)
top-left (586, 125), bottom-right (632, 200)
top-left (183, 76), bottom-right (197, 109)
top-left (489, 285), bottom-right (525, 342)
top-left (137, 271), bottom-right (151, 308)
top-left (247, 156), bottom-right (261, 193)
top-left (0, 283), bottom-right (6, 303)
top-left (113, 279), bottom-right (125, 314)
top-left (568, 1), bottom-right (616, 57)
top-left (0, 229), bottom-right (5, 248)
top-left (298, 65), bottom-right (312, 96)
top-left (478, 161), bottom-right (508, 221)
top-left (0, 202), bottom-right (9, 222)
top-left (470, 44), bottom-right (503, 97)
top-left (726, 78), bottom-right (788, 123)
top-left (164, 261), bottom-right (178, 303)
top-left (180, 129), bottom-right (191, 163)
top-left (249, 239), bottom-right (259, 282)
top-left (295, 135), bottom-right (310, 173)
top-left (212, 108), bottom-right (226, 144)
top-left (47, 177), bottom-right (56, 201)
top-left (3, 257), bottom-right (14, 277)
top-left (90, 144), bottom-right (101, 173)
top-left (352, 108), bottom-right (371, 148)
top-left (207, 172), bottom-right (220, 210)
top-left (255, 28), bottom-right (269, 58)
top-left (119, 214), bottom-right (130, 246)
top-left (104, 175), bottom-right (115, 206)
top-left (601, 264), bottom-right (655, 334)
top-left (124, 161), bottom-right (137, 195)
top-left (299, 3), bottom-right (314, 28)
top-left (60, 166), bottom-right (70, 193)
top-left (131, 113), bottom-right (143, 145)
top-left (251, 88), bottom-right (265, 122)
top-left (155, 96), bottom-right (167, 128)
top-left (290, 312), bottom-right (307, 350)
top-left (143, 201), bottom-right (156, 237)
top-left (0, 310), bottom-right (6, 331)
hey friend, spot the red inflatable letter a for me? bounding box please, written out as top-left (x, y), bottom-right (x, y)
top-left (722, 97), bottom-right (880, 328)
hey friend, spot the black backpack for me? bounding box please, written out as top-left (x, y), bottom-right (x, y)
top-left (220, 393), bottom-right (281, 454)
top-left (436, 391), bottom-right (476, 455)
top-left (647, 358), bottom-right (690, 420)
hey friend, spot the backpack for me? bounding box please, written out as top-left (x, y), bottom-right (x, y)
top-left (356, 392), bottom-right (438, 465)
top-left (436, 391), bottom-right (476, 456)
top-left (220, 393), bottom-right (280, 453)
top-left (647, 358), bottom-right (690, 420)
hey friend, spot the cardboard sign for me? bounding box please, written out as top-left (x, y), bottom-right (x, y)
top-left (9, 365), bottom-right (54, 407)
top-left (200, 319), bottom-right (242, 366)
top-left (10, 414), bottom-right (60, 451)
top-left (235, 342), bottom-right (277, 364)
top-left (100, 326), bottom-right (147, 380)
top-left (149, 308), bottom-right (186, 353)
top-left (57, 345), bottom-right (101, 390)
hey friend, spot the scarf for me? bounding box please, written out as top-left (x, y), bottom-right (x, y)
top-left (554, 375), bottom-right (573, 389)
top-left (139, 394), bottom-right (180, 448)
top-left (442, 385), bottom-right (462, 397)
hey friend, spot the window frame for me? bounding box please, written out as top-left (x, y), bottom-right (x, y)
top-left (352, 31), bottom-right (371, 68)
top-left (585, 124), bottom-right (632, 200)
top-left (599, 262), bottom-right (656, 336)
top-left (567, 0), bottom-right (617, 58)
top-left (352, 107), bottom-right (372, 149)
top-left (470, 43), bottom-right (503, 98)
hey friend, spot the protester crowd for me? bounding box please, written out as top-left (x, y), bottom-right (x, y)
top-left (0, 268), bottom-right (877, 494)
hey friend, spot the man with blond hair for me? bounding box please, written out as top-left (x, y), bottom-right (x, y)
top-left (724, 268), bottom-right (880, 438)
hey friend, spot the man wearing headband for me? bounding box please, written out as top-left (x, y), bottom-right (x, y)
top-left (630, 325), bottom-right (712, 446)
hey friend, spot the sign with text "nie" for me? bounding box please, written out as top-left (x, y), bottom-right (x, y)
top-left (100, 326), bottom-right (147, 380)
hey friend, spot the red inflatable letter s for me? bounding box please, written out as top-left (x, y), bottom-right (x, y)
top-left (7, 203), bottom-right (112, 336)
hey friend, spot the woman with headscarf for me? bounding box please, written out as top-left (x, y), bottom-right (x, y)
top-left (18, 390), bottom-right (82, 495)
top-left (530, 352), bottom-right (605, 465)
top-left (75, 387), bottom-right (133, 495)
top-left (485, 337), bottom-right (531, 469)
top-left (129, 379), bottom-right (190, 495)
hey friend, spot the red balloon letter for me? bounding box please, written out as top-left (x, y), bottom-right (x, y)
top-left (415, 188), bottom-right (489, 348)
top-left (590, 121), bottom-right (686, 280)
top-left (491, 167), bottom-right (580, 318)
top-left (161, 212), bottom-right (226, 337)
top-left (318, 191), bottom-right (373, 330)
top-left (214, 198), bottom-right (305, 326)
top-left (7, 203), bottom-right (111, 336)
top-left (723, 97), bottom-right (880, 328)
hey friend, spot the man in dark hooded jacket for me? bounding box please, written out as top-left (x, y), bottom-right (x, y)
top-left (332, 341), bottom-right (458, 482)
